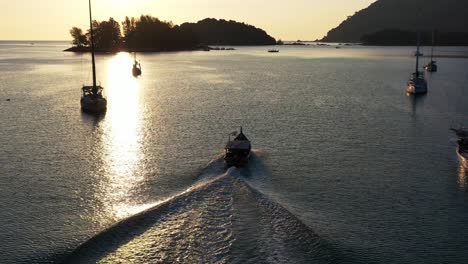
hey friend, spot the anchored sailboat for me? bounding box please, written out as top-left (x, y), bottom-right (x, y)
top-left (81, 0), bottom-right (107, 114)
top-left (424, 30), bottom-right (438, 72)
top-left (132, 53), bottom-right (142, 77)
top-left (406, 32), bottom-right (428, 95)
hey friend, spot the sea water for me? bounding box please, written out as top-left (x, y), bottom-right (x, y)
top-left (1, 41), bottom-right (468, 263)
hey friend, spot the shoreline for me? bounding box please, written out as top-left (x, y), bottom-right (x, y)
top-left (64, 45), bottom-right (284, 53)
top-left (64, 46), bottom-right (209, 53)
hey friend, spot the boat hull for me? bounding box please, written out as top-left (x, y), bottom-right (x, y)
top-left (406, 86), bottom-right (427, 94)
top-left (224, 154), bottom-right (250, 168)
top-left (81, 95), bottom-right (107, 114)
top-left (407, 80), bottom-right (428, 95)
top-left (425, 63), bottom-right (438, 72)
top-left (132, 67), bottom-right (142, 77)
top-left (457, 147), bottom-right (468, 169)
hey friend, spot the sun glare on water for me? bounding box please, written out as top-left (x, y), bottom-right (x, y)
top-left (101, 52), bottom-right (147, 219)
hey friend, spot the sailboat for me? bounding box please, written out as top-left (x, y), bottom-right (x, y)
top-left (132, 53), bottom-right (142, 77)
top-left (424, 30), bottom-right (438, 72)
top-left (81, 0), bottom-right (107, 114)
top-left (406, 32), bottom-right (428, 95)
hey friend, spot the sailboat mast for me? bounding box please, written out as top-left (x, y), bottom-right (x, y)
top-left (415, 32), bottom-right (420, 76)
top-left (431, 30), bottom-right (435, 61)
top-left (89, 0), bottom-right (97, 90)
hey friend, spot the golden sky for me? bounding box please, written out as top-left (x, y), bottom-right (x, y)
top-left (0, 0), bottom-right (376, 40)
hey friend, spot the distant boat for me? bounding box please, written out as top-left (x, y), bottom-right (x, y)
top-left (224, 127), bottom-right (251, 167)
top-left (80, 0), bottom-right (107, 114)
top-left (268, 49), bottom-right (279, 53)
top-left (451, 128), bottom-right (468, 168)
top-left (132, 53), bottom-right (142, 77)
top-left (407, 32), bottom-right (427, 95)
top-left (424, 30), bottom-right (438, 72)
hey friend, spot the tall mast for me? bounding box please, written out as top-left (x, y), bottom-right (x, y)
top-left (415, 32), bottom-right (420, 77)
top-left (431, 30), bottom-right (435, 61)
top-left (89, 0), bottom-right (97, 91)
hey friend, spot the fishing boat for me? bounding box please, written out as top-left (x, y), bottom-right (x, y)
top-left (81, 0), bottom-right (107, 114)
top-left (424, 31), bottom-right (438, 72)
top-left (407, 33), bottom-right (427, 95)
top-left (132, 53), bottom-right (142, 77)
top-left (451, 128), bottom-right (468, 168)
top-left (224, 127), bottom-right (251, 167)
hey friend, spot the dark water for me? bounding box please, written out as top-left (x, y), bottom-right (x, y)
top-left (1, 41), bottom-right (468, 263)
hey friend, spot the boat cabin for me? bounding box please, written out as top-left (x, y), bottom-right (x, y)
top-left (224, 129), bottom-right (252, 167)
top-left (82, 85), bottom-right (104, 97)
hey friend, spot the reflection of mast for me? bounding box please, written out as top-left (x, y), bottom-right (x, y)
top-left (89, 0), bottom-right (97, 94)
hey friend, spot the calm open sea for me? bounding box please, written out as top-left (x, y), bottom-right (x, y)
top-left (1, 41), bottom-right (468, 263)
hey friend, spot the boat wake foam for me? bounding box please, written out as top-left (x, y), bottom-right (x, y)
top-left (64, 153), bottom-right (334, 264)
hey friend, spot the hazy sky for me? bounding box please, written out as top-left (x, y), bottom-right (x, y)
top-left (0, 0), bottom-right (376, 41)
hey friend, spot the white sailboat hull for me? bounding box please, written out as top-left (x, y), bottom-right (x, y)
top-left (406, 85), bottom-right (428, 94)
top-left (424, 63), bottom-right (437, 72)
top-left (457, 147), bottom-right (468, 169)
top-left (81, 95), bottom-right (107, 113)
top-left (407, 78), bottom-right (428, 94)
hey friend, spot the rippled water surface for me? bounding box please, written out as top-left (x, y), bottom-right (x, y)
top-left (1, 41), bottom-right (468, 263)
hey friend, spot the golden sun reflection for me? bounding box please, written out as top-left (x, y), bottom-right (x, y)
top-left (458, 165), bottom-right (468, 190)
top-left (101, 52), bottom-right (146, 219)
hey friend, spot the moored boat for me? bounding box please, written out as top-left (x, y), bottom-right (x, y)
top-left (407, 32), bottom-right (427, 95)
top-left (132, 53), bottom-right (142, 77)
top-left (268, 49), bottom-right (279, 53)
top-left (225, 127), bottom-right (251, 167)
top-left (407, 73), bottom-right (427, 95)
top-left (81, 85), bottom-right (107, 113)
top-left (457, 146), bottom-right (468, 169)
top-left (424, 30), bottom-right (438, 72)
top-left (81, 0), bottom-right (107, 114)
top-left (451, 128), bottom-right (468, 168)
top-left (424, 60), bottom-right (437, 72)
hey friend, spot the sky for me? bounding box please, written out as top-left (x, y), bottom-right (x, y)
top-left (0, 0), bottom-right (376, 41)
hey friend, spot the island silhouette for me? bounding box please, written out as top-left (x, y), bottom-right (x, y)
top-left (320, 0), bottom-right (468, 45)
top-left (66, 16), bottom-right (276, 52)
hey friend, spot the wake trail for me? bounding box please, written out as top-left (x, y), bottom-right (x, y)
top-left (65, 155), bottom-right (334, 264)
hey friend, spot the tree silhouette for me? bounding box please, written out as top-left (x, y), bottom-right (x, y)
top-left (180, 18), bottom-right (276, 45)
top-left (70, 27), bottom-right (88, 47)
top-left (88, 18), bottom-right (122, 50)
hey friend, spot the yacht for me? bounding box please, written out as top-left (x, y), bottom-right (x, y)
top-left (451, 128), bottom-right (468, 168)
top-left (224, 127), bottom-right (251, 167)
